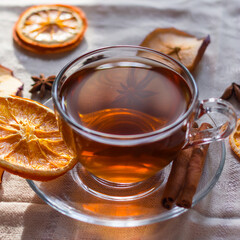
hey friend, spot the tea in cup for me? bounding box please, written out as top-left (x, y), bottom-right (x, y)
top-left (52, 46), bottom-right (236, 200)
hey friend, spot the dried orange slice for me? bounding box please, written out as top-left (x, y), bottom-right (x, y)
top-left (229, 118), bottom-right (240, 158)
top-left (0, 96), bottom-right (77, 181)
top-left (13, 4), bottom-right (87, 54)
top-left (140, 28), bottom-right (210, 72)
top-left (0, 65), bottom-right (24, 183)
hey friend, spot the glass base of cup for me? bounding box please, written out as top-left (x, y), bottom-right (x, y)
top-left (71, 163), bottom-right (166, 201)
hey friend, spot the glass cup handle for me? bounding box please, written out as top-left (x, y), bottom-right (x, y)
top-left (187, 98), bottom-right (237, 146)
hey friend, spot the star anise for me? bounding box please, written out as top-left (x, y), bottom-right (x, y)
top-left (112, 68), bottom-right (157, 107)
top-left (29, 74), bottom-right (56, 98)
top-left (221, 82), bottom-right (240, 102)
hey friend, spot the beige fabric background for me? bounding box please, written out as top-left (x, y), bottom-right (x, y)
top-left (0, 0), bottom-right (240, 239)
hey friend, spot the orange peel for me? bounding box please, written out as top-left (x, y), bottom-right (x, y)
top-left (0, 96), bottom-right (78, 181)
top-left (140, 27), bottom-right (210, 72)
top-left (13, 4), bottom-right (88, 54)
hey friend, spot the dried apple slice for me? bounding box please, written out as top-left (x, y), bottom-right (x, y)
top-left (0, 65), bottom-right (23, 96)
top-left (140, 28), bottom-right (210, 72)
top-left (0, 65), bottom-right (12, 76)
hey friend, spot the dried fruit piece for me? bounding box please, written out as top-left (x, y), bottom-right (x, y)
top-left (0, 65), bottom-right (23, 96)
top-left (13, 4), bottom-right (87, 54)
top-left (233, 83), bottom-right (240, 102)
top-left (140, 28), bottom-right (210, 72)
top-left (0, 96), bottom-right (78, 181)
top-left (221, 83), bottom-right (234, 100)
top-left (0, 65), bottom-right (24, 183)
top-left (229, 119), bottom-right (240, 159)
top-left (0, 65), bottom-right (12, 76)
top-left (221, 82), bottom-right (240, 103)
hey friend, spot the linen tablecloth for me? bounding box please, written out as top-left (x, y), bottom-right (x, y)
top-left (0, 0), bottom-right (240, 239)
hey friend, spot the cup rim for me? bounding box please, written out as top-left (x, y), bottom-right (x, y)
top-left (52, 45), bottom-right (198, 142)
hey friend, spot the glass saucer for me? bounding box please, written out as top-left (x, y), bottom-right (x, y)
top-left (27, 99), bottom-right (226, 227)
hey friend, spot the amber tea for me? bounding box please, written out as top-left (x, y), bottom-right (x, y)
top-left (59, 58), bottom-right (192, 184)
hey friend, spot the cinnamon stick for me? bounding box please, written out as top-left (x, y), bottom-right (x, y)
top-left (161, 148), bottom-right (193, 209)
top-left (161, 122), bottom-right (198, 209)
top-left (0, 168), bottom-right (4, 184)
top-left (161, 122), bottom-right (212, 209)
top-left (176, 123), bottom-right (212, 208)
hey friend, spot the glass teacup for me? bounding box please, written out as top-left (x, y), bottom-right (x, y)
top-left (52, 45), bottom-right (236, 200)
